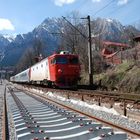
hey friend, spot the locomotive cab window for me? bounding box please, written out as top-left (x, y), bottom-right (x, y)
top-left (56, 57), bottom-right (68, 64)
top-left (69, 57), bottom-right (79, 64)
top-left (51, 58), bottom-right (56, 64)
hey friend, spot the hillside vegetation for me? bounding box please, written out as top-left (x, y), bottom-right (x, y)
top-left (94, 60), bottom-right (140, 94)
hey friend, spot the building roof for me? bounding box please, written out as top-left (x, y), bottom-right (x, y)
top-left (102, 41), bottom-right (129, 48)
top-left (133, 36), bottom-right (140, 42)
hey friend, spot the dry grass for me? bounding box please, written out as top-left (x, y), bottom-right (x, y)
top-left (93, 60), bottom-right (140, 93)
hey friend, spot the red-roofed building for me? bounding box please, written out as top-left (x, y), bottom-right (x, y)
top-left (101, 41), bottom-right (129, 64)
top-left (133, 36), bottom-right (140, 42)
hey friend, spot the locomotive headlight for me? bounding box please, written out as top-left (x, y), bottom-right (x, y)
top-left (58, 69), bottom-right (63, 74)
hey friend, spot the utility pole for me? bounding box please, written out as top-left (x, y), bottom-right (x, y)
top-left (62, 15), bottom-right (93, 86)
top-left (87, 15), bottom-right (93, 86)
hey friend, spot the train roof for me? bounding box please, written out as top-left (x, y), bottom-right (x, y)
top-left (49, 53), bottom-right (78, 58)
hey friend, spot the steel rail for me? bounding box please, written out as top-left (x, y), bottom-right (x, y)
top-left (3, 86), bottom-right (9, 140)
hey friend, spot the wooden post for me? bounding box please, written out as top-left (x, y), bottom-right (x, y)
top-left (110, 98), bottom-right (114, 108)
top-left (98, 97), bottom-right (101, 106)
top-left (81, 95), bottom-right (84, 101)
top-left (124, 100), bottom-right (127, 116)
top-left (67, 93), bottom-right (70, 99)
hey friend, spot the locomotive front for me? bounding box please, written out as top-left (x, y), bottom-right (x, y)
top-left (48, 52), bottom-right (80, 88)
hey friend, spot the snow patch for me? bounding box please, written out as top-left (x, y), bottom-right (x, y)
top-left (20, 34), bottom-right (25, 39)
top-left (3, 34), bottom-right (16, 42)
top-left (106, 18), bottom-right (113, 23)
top-left (46, 91), bottom-right (119, 115)
top-left (29, 87), bottom-right (120, 116)
top-left (42, 26), bottom-right (48, 31)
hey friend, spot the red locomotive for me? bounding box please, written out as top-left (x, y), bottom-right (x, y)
top-left (10, 51), bottom-right (81, 89)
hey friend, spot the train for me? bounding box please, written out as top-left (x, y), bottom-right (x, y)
top-left (10, 51), bottom-right (81, 89)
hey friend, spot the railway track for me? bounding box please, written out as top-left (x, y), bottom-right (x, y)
top-left (22, 84), bottom-right (140, 119)
top-left (4, 85), bottom-right (138, 140)
top-left (23, 87), bottom-right (140, 137)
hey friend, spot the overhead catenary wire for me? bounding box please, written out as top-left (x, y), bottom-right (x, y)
top-left (90, 0), bottom-right (140, 37)
top-left (104, 0), bottom-right (136, 19)
top-left (92, 0), bottom-right (115, 17)
top-left (62, 16), bottom-right (88, 39)
top-left (59, 0), bottom-right (116, 42)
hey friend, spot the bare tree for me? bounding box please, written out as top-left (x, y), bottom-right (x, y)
top-left (15, 39), bottom-right (45, 73)
top-left (56, 12), bottom-right (107, 73)
top-left (32, 39), bottom-right (44, 59)
top-left (56, 12), bottom-right (89, 71)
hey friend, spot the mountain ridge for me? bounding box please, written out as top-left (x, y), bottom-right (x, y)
top-left (0, 17), bottom-right (139, 67)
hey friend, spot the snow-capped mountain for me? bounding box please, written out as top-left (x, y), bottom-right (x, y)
top-left (92, 18), bottom-right (140, 42)
top-left (0, 34), bottom-right (16, 54)
top-left (0, 18), bottom-right (60, 67)
top-left (0, 34), bottom-right (12, 49)
top-left (0, 17), bottom-right (139, 67)
top-left (3, 34), bottom-right (16, 42)
top-left (0, 34), bottom-right (15, 62)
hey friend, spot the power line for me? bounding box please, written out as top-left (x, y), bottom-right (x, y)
top-left (62, 15), bottom-right (93, 85)
top-left (62, 0), bottom-right (115, 21)
top-left (105, 0), bottom-right (134, 17)
top-left (93, 0), bottom-right (115, 16)
top-left (62, 16), bottom-right (88, 39)
top-left (101, 0), bottom-right (138, 25)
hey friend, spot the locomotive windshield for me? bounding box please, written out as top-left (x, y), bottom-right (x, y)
top-left (52, 56), bottom-right (79, 64)
top-left (69, 57), bottom-right (79, 64)
top-left (55, 57), bottom-right (68, 64)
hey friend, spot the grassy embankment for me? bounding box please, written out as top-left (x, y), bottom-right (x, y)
top-left (94, 60), bottom-right (140, 94)
top-left (80, 60), bottom-right (140, 94)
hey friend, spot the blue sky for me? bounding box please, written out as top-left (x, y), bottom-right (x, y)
top-left (0, 0), bottom-right (139, 35)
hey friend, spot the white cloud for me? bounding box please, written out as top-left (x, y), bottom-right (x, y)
top-left (117, 0), bottom-right (129, 5)
top-left (92, 0), bottom-right (101, 2)
top-left (0, 18), bottom-right (15, 31)
top-left (54, 0), bottom-right (76, 6)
